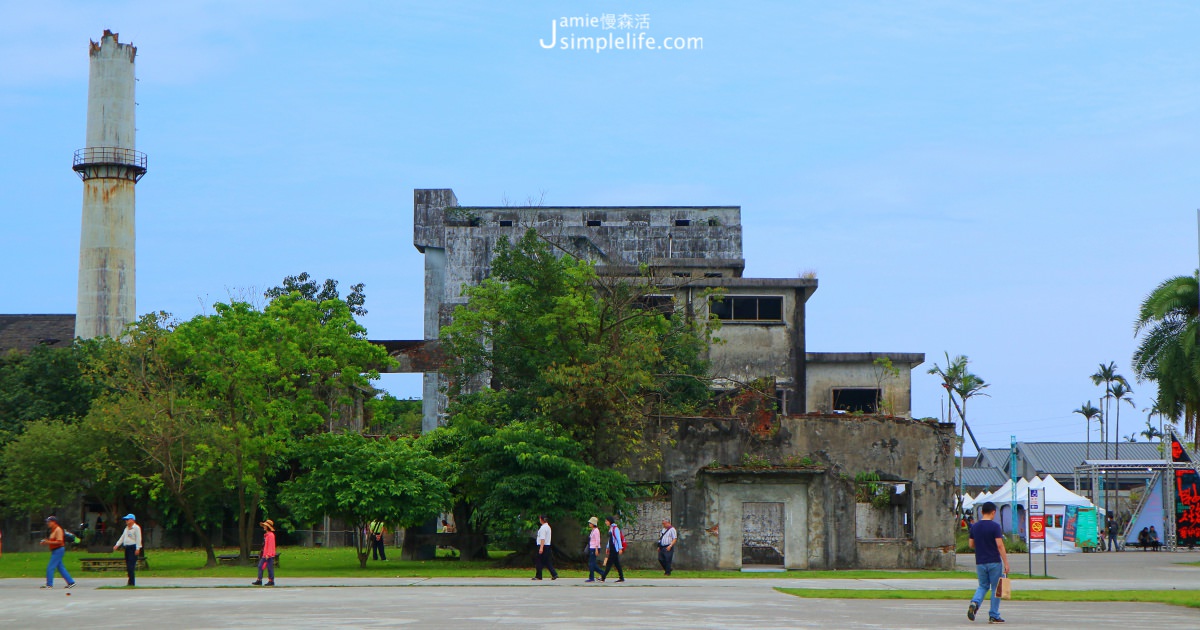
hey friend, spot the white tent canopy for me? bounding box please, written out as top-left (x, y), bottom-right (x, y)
top-left (969, 476), bottom-right (1098, 553)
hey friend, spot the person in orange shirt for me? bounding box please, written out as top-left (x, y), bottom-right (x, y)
top-left (39, 516), bottom-right (76, 589)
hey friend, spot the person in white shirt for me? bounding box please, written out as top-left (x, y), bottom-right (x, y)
top-left (112, 513), bottom-right (143, 587)
top-left (658, 518), bottom-right (678, 576)
top-left (532, 515), bottom-right (558, 580)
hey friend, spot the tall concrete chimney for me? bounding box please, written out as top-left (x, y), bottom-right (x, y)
top-left (73, 30), bottom-right (146, 339)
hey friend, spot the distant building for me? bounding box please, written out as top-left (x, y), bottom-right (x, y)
top-left (960, 441), bottom-right (1164, 494)
top-left (404, 188), bottom-right (924, 431)
top-left (0, 315), bottom-right (77, 354)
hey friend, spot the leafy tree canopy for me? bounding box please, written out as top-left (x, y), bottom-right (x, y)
top-left (281, 431), bottom-right (451, 568)
top-left (439, 229), bottom-right (714, 468)
top-left (265, 271), bottom-right (367, 318)
top-left (420, 414), bottom-right (633, 544)
top-left (0, 342), bottom-right (101, 443)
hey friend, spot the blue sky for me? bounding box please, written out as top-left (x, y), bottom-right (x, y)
top-left (3, 1), bottom-right (1198, 452)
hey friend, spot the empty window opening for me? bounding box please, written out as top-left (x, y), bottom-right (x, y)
top-left (704, 272), bottom-right (723, 278)
top-left (672, 271), bottom-right (692, 278)
top-left (586, 219), bottom-right (602, 227)
top-left (499, 220), bottom-right (513, 227)
top-left (855, 479), bottom-right (912, 540)
top-left (634, 295), bottom-right (675, 318)
top-left (675, 219), bottom-right (692, 227)
top-left (709, 296), bottom-right (784, 322)
top-left (832, 388), bottom-right (879, 413)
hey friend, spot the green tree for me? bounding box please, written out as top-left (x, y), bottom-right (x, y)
top-left (265, 271), bottom-right (367, 318)
top-left (1133, 273), bottom-right (1200, 448)
top-left (0, 343), bottom-right (100, 444)
top-left (1073, 401), bottom-right (1102, 460)
top-left (928, 353), bottom-right (988, 512)
top-left (439, 229), bottom-right (714, 468)
top-left (365, 395), bottom-right (423, 436)
top-left (171, 294), bottom-right (392, 560)
top-left (280, 431), bottom-right (451, 568)
top-left (85, 312), bottom-right (228, 566)
top-left (421, 415), bottom-right (633, 548)
top-left (1140, 419), bottom-right (1164, 442)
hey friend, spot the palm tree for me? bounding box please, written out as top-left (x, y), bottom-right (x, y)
top-left (1140, 419), bottom-right (1164, 442)
top-left (929, 353), bottom-right (987, 514)
top-left (1133, 273), bottom-right (1200, 449)
top-left (1073, 401), bottom-right (1102, 459)
top-left (1110, 379), bottom-right (1134, 462)
top-left (1091, 362), bottom-right (1119, 459)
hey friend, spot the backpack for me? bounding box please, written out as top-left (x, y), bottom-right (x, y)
top-left (63, 531), bottom-right (78, 544)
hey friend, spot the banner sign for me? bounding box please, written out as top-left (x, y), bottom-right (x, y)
top-left (1076, 507), bottom-right (1098, 547)
top-left (1062, 505), bottom-right (1078, 543)
top-left (1029, 515), bottom-right (1046, 540)
top-left (1172, 438), bottom-right (1200, 547)
top-left (1029, 488), bottom-right (1042, 512)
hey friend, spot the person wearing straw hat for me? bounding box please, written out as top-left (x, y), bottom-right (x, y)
top-left (585, 516), bottom-right (602, 582)
top-left (252, 519), bottom-right (277, 586)
top-left (112, 513), bottom-right (142, 587)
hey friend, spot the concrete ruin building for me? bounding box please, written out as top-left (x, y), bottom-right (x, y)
top-left (397, 189), bottom-right (956, 570)
top-left (410, 188), bottom-right (924, 431)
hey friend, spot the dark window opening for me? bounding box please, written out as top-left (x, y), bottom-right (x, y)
top-left (672, 271), bottom-right (691, 278)
top-left (586, 219), bottom-right (602, 227)
top-left (832, 388), bottom-right (880, 413)
top-left (634, 295), bottom-right (675, 318)
top-left (499, 220), bottom-right (513, 227)
top-left (708, 296), bottom-right (784, 322)
top-left (704, 272), bottom-right (723, 278)
top-left (675, 219), bottom-right (692, 227)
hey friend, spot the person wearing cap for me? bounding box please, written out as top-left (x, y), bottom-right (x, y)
top-left (532, 514), bottom-right (558, 581)
top-left (599, 516), bottom-right (625, 583)
top-left (658, 518), bottom-right (677, 576)
top-left (39, 516), bottom-right (76, 589)
top-left (252, 519), bottom-right (277, 586)
top-left (585, 516), bottom-right (602, 582)
top-left (113, 513), bottom-right (142, 586)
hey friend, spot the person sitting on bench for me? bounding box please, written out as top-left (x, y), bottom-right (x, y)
top-left (1148, 526), bottom-right (1161, 550)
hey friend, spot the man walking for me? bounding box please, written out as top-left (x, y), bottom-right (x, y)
top-left (967, 502), bottom-right (1009, 624)
top-left (532, 515), bottom-right (558, 580)
top-left (39, 516), bottom-right (76, 589)
top-left (113, 513), bottom-right (143, 587)
top-left (600, 516), bottom-right (625, 583)
top-left (658, 518), bottom-right (677, 576)
top-left (1107, 518), bottom-right (1119, 552)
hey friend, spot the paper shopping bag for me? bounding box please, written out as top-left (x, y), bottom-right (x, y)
top-left (996, 575), bottom-right (1012, 600)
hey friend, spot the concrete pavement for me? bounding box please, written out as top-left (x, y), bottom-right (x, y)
top-left (1, 550), bottom-right (1196, 628)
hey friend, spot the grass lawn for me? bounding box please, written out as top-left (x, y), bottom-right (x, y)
top-left (776, 588), bottom-right (1200, 610)
top-left (0, 547), bottom-right (978, 580)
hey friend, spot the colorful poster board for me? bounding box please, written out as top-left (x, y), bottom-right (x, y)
top-left (1062, 505), bottom-right (1077, 543)
top-left (1029, 515), bottom-right (1046, 540)
top-left (1075, 507), bottom-right (1097, 548)
top-left (1172, 437), bottom-right (1200, 547)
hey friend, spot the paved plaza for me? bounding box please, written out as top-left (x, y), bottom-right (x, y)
top-left (2, 551), bottom-right (1197, 628)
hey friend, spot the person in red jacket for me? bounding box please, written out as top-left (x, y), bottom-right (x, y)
top-left (252, 519), bottom-right (277, 586)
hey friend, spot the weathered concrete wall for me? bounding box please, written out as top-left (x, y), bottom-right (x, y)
top-left (646, 413), bottom-right (956, 571)
top-left (75, 31), bottom-right (140, 340)
top-left (805, 353), bottom-right (924, 416)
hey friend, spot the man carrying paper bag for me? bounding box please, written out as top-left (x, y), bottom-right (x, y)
top-left (967, 501), bottom-right (1010, 624)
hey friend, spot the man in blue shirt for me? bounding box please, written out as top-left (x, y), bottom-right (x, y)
top-left (968, 502), bottom-right (1010, 624)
